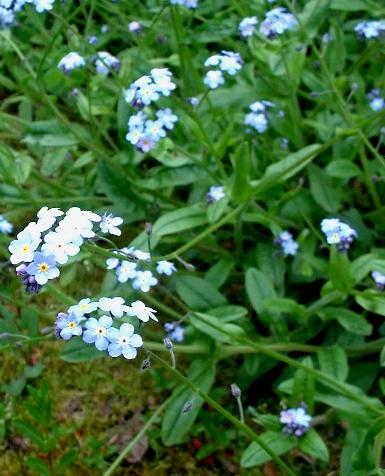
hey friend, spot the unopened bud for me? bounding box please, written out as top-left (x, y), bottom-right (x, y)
top-left (141, 358), bottom-right (151, 370)
top-left (183, 400), bottom-right (193, 413)
top-left (164, 337), bottom-right (173, 350)
top-left (230, 383), bottom-right (241, 398)
top-left (145, 222), bottom-right (153, 235)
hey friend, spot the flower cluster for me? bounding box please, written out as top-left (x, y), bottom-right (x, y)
top-left (367, 89), bottom-right (385, 111)
top-left (207, 185), bottom-right (225, 203)
top-left (0, 215), bottom-right (13, 234)
top-left (372, 271), bottom-right (385, 289)
top-left (321, 218), bottom-right (357, 251)
top-left (164, 322), bottom-right (185, 342)
top-left (170, 0), bottom-right (198, 8)
top-left (204, 51), bottom-right (243, 89)
top-left (259, 7), bottom-right (297, 39)
top-left (280, 407), bottom-right (312, 437)
top-left (8, 207), bottom-right (123, 292)
top-left (58, 52), bottom-right (86, 73)
top-left (106, 247), bottom-right (176, 292)
top-left (124, 69), bottom-right (177, 153)
top-left (94, 51), bottom-right (120, 75)
top-left (239, 16), bottom-right (258, 39)
top-left (244, 101), bottom-right (274, 133)
top-left (56, 297), bottom-right (157, 359)
top-left (0, 0), bottom-right (54, 28)
top-left (355, 20), bottom-right (385, 40)
top-left (274, 231), bottom-right (299, 256)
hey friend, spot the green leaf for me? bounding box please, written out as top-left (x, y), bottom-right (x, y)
top-left (175, 274), bottom-right (227, 310)
top-left (355, 291), bottom-right (385, 317)
top-left (380, 346), bottom-right (385, 367)
top-left (298, 429), bottom-right (329, 462)
top-left (207, 197), bottom-right (229, 224)
top-left (241, 432), bottom-right (297, 468)
top-left (321, 307), bottom-right (372, 336)
top-left (205, 259), bottom-right (234, 288)
top-left (245, 268), bottom-right (278, 325)
top-left (254, 144), bottom-right (321, 195)
top-left (330, 0), bottom-right (370, 10)
top-left (208, 305), bottom-right (248, 322)
top-left (318, 346), bottom-right (348, 381)
top-left (161, 360), bottom-right (216, 445)
top-left (292, 356), bottom-right (315, 412)
top-left (298, 0), bottom-right (331, 38)
top-left (329, 246), bottom-right (354, 293)
top-left (190, 312), bottom-right (245, 344)
top-left (326, 159), bottom-right (361, 179)
top-left (60, 338), bottom-right (104, 363)
top-left (153, 204), bottom-right (207, 237)
top-left (231, 143), bottom-right (252, 202)
top-left (308, 164), bottom-right (341, 212)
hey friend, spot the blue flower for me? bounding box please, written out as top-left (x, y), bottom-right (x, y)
top-left (156, 260), bottom-right (177, 276)
top-left (132, 270), bottom-right (158, 292)
top-left (26, 252), bottom-right (60, 285)
top-left (68, 298), bottom-right (99, 318)
top-left (100, 213), bottom-right (123, 236)
top-left (170, 0), bottom-right (198, 8)
top-left (321, 218), bottom-right (357, 251)
top-left (156, 108), bottom-right (178, 130)
top-left (83, 315), bottom-right (113, 351)
top-left (207, 186), bottom-right (225, 202)
top-left (239, 16), bottom-right (258, 38)
top-left (145, 120), bottom-right (167, 141)
top-left (367, 89), bottom-right (385, 111)
top-left (116, 261), bottom-right (137, 283)
top-left (355, 20), bottom-right (385, 39)
top-left (58, 52), bottom-right (86, 73)
top-left (274, 231), bottom-right (299, 256)
top-left (372, 271), bottom-right (385, 289)
top-left (280, 407), bottom-right (312, 437)
top-left (260, 7), bottom-right (297, 38)
top-left (107, 323), bottom-right (143, 359)
top-left (0, 215), bottom-right (13, 234)
top-left (55, 312), bottom-right (83, 340)
top-left (165, 322), bottom-right (185, 342)
top-left (94, 51), bottom-right (120, 75)
top-left (204, 70), bottom-right (224, 89)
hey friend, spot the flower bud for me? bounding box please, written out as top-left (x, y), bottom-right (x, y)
top-left (163, 337), bottom-right (173, 350)
top-left (145, 222), bottom-right (153, 235)
top-left (230, 383), bottom-right (241, 398)
top-left (141, 358), bottom-right (151, 370)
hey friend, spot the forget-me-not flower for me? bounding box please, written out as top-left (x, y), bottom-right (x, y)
top-left (126, 300), bottom-right (158, 322)
top-left (55, 312), bottom-right (83, 340)
top-left (26, 252), bottom-right (60, 285)
top-left (83, 315), bottom-right (114, 351)
top-left (132, 270), bottom-right (158, 292)
top-left (100, 213), bottom-right (123, 236)
top-left (107, 323), bottom-right (143, 359)
top-left (156, 260), bottom-right (177, 276)
top-left (68, 298), bottom-right (99, 318)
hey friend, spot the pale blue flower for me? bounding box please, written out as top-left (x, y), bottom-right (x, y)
top-left (94, 51), bottom-right (120, 75)
top-left (116, 261), bottom-right (137, 283)
top-left (372, 271), bottom-right (385, 289)
top-left (41, 231), bottom-right (80, 264)
top-left (33, 0), bottom-right (55, 12)
top-left (239, 16), bottom-right (258, 38)
top-left (126, 300), bottom-right (158, 322)
top-left (280, 407), bottom-right (311, 437)
top-left (68, 298), bottom-right (99, 318)
top-left (100, 213), bottom-right (123, 236)
top-left (145, 120), bottom-right (167, 141)
top-left (26, 252), bottom-right (59, 285)
top-left (55, 312), bottom-right (83, 340)
top-left (260, 7), bottom-right (297, 38)
top-left (207, 185), bottom-right (225, 202)
top-left (156, 108), bottom-right (178, 130)
top-left (8, 229), bottom-right (41, 264)
top-left (58, 52), bottom-right (86, 73)
top-left (132, 270), bottom-right (158, 292)
top-left (128, 21), bottom-right (141, 33)
top-left (170, 0), bottom-right (197, 8)
top-left (0, 216), bottom-right (13, 234)
top-left (204, 70), bottom-right (224, 89)
top-left (83, 315), bottom-right (113, 351)
top-left (320, 218), bottom-right (357, 251)
top-left (156, 260), bottom-right (176, 276)
top-left (165, 322), bottom-right (185, 342)
top-left (274, 231), bottom-right (298, 256)
top-left (355, 20), bottom-right (385, 39)
top-left (98, 296), bottom-right (126, 317)
top-left (107, 323), bottom-right (143, 359)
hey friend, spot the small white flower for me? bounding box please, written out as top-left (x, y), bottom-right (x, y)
top-left (126, 300), bottom-right (158, 322)
top-left (100, 213), bottom-right (123, 236)
top-left (116, 261), bottom-right (137, 283)
top-left (98, 296), bottom-right (126, 317)
top-left (58, 52), bottom-right (85, 73)
top-left (68, 298), bottom-right (99, 318)
top-left (207, 185), bottom-right (225, 202)
top-left (156, 260), bottom-right (176, 276)
top-left (41, 231), bottom-right (80, 264)
top-left (8, 229), bottom-right (41, 264)
top-left (132, 270), bottom-right (158, 292)
top-left (36, 207), bottom-right (64, 232)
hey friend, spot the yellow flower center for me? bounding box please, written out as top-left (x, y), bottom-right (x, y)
top-left (38, 263), bottom-right (49, 272)
top-left (22, 245), bottom-right (30, 253)
top-left (80, 303), bottom-right (88, 310)
top-left (68, 321), bottom-right (76, 329)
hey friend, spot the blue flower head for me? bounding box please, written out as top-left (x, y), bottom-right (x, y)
top-left (55, 312), bottom-right (83, 340)
top-left (83, 315), bottom-right (113, 351)
top-left (107, 323), bottom-right (143, 359)
top-left (26, 252), bottom-right (60, 285)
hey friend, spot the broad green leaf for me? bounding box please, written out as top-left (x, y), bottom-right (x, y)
top-left (318, 346), bottom-right (348, 381)
top-left (161, 359), bottom-right (216, 445)
top-left (355, 291), bottom-right (385, 317)
top-left (308, 164), bottom-right (341, 212)
top-left (292, 356), bottom-right (315, 412)
top-left (298, 0), bottom-right (331, 38)
top-left (208, 305), bottom-right (248, 322)
top-left (329, 246), bottom-right (354, 293)
top-left (60, 338), bottom-right (104, 362)
top-left (321, 307), bottom-right (372, 336)
top-left (254, 144), bottom-right (321, 195)
top-left (326, 159), bottom-right (361, 179)
top-left (207, 196), bottom-right (229, 224)
top-left (298, 429), bottom-right (329, 462)
top-left (241, 432), bottom-right (296, 468)
top-left (139, 165), bottom-right (207, 189)
top-left (153, 204), bottom-right (207, 237)
top-left (245, 268), bottom-right (278, 326)
top-left (231, 142), bottom-right (252, 202)
top-left (190, 312), bottom-right (245, 344)
top-left (175, 274), bottom-right (227, 310)
top-left (330, 0), bottom-right (370, 10)
top-left (205, 259), bottom-right (234, 288)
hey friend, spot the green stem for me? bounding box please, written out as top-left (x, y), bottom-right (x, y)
top-left (103, 398), bottom-right (170, 476)
top-left (150, 352), bottom-right (297, 476)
